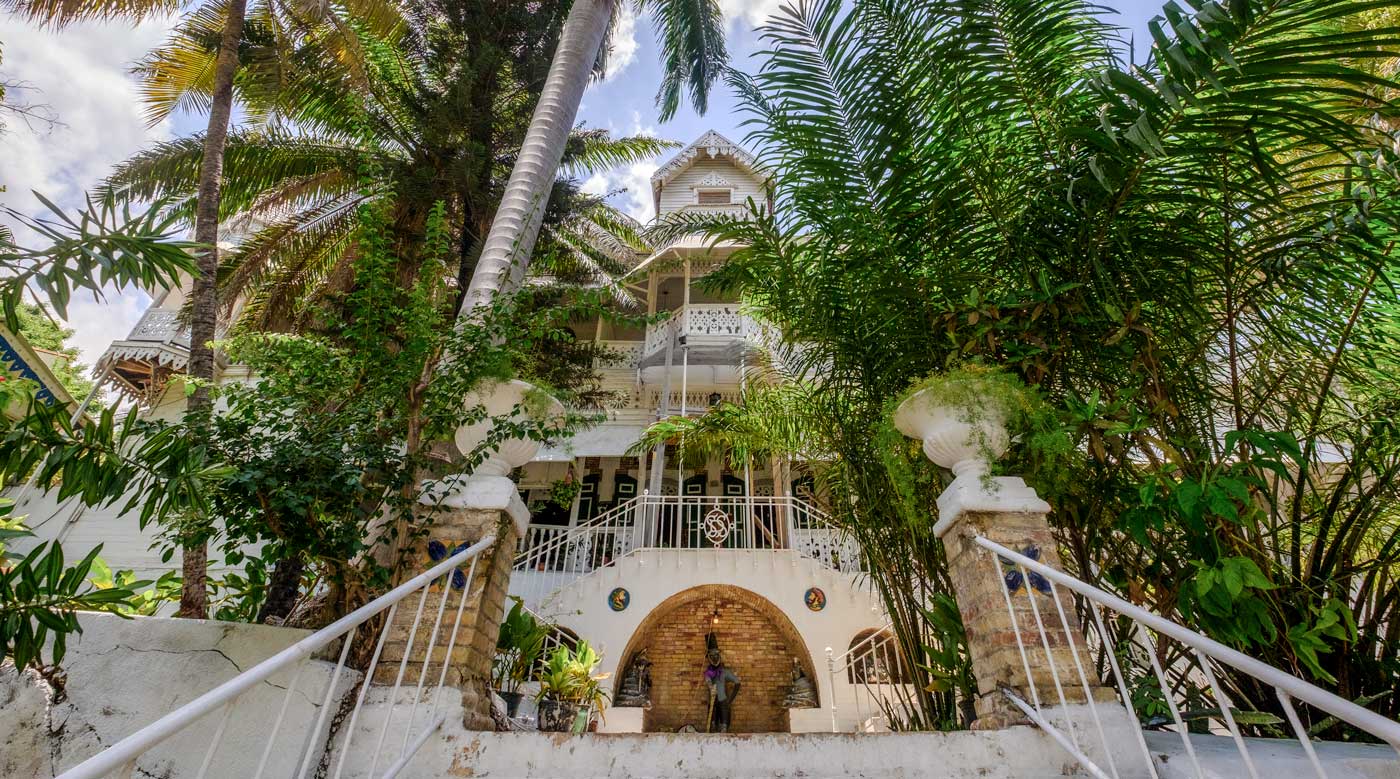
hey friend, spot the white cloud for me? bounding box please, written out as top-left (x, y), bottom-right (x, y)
top-left (582, 160), bottom-right (660, 224)
top-left (1, 15), bottom-right (176, 367)
top-left (599, 4), bottom-right (639, 82)
top-left (718, 0), bottom-right (787, 29)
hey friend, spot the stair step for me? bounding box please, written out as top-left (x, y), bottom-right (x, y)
top-left (368, 729), bottom-right (1101, 779)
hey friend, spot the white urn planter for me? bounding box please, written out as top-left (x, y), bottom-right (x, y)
top-left (420, 379), bottom-right (565, 534)
top-left (893, 387), bottom-right (1049, 537)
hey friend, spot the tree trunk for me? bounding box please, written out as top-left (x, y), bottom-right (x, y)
top-left (257, 553), bottom-right (305, 623)
top-left (178, 0), bottom-right (248, 619)
top-left (457, 0), bottom-right (614, 316)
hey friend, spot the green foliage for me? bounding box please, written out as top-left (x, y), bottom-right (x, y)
top-left (0, 513), bottom-right (141, 670)
top-left (654, 0), bottom-right (1400, 732)
top-left (0, 192), bottom-right (197, 331)
top-left (493, 598), bottom-right (549, 694)
top-left (205, 201), bottom-right (608, 622)
top-left (100, 6), bottom-right (663, 334)
top-left (535, 640), bottom-right (609, 721)
top-left (89, 558), bottom-right (180, 617)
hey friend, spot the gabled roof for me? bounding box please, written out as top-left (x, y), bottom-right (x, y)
top-left (649, 130), bottom-right (767, 195)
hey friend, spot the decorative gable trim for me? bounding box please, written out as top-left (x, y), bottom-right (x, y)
top-left (694, 172), bottom-right (733, 188)
top-left (651, 130), bottom-right (766, 194)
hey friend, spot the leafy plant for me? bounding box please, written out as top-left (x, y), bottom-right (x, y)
top-left (89, 559), bottom-right (181, 617)
top-left (0, 521), bottom-right (141, 669)
top-left (203, 200), bottom-right (608, 626)
top-left (535, 640), bottom-right (610, 722)
top-left (493, 598), bottom-right (549, 694)
top-left (0, 192), bottom-right (196, 331)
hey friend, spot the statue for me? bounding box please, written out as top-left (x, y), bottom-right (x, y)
top-left (782, 657), bottom-right (818, 708)
top-left (703, 633), bottom-right (741, 733)
top-left (614, 650), bottom-right (652, 707)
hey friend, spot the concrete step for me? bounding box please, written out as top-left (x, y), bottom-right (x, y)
top-left (345, 728), bottom-right (1100, 778)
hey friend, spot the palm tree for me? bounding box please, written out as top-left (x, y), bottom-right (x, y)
top-left (459, 0), bottom-right (728, 315)
top-left (4, 0), bottom-right (401, 616)
top-left (102, 4), bottom-right (672, 332)
top-left (2, 0), bottom-right (254, 617)
top-left (654, 0), bottom-right (1400, 728)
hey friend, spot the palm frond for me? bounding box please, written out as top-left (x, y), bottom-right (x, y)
top-left (640, 0), bottom-right (729, 120)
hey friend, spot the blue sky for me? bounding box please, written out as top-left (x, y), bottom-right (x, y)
top-left (0, 0), bottom-right (1167, 365)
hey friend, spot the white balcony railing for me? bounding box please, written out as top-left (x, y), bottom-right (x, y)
top-left (826, 627), bottom-right (917, 733)
top-left (642, 304), bottom-right (766, 358)
top-left (125, 308), bottom-right (190, 346)
top-left (512, 495), bottom-right (860, 613)
top-left (594, 340), bottom-right (643, 369)
top-left (56, 535), bottom-right (498, 779)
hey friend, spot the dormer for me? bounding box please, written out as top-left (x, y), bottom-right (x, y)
top-left (650, 130), bottom-right (771, 219)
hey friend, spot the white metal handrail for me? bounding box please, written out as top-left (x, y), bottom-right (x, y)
top-left (975, 536), bottom-right (1400, 779)
top-left (58, 534), bottom-right (497, 779)
top-left (825, 626), bottom-right (917, 732)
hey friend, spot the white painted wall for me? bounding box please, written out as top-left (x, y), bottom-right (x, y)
top-left (658, 158), bottom-right (767, 216)
top-left (0, 612), bottom-right (359, 778)
top-left (510, 547), bottom-right (891, 732)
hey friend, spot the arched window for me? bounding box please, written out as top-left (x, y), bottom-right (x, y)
top-left (846, 628), bottom-right (910, 684)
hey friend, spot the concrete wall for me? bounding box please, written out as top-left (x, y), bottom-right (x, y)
top-left (0, 612), bottom-right (359, 778)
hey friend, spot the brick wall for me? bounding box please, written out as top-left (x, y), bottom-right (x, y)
top-left (629, 587), bottom-right (809, 733)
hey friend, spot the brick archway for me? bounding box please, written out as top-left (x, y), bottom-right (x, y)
top-left (618, 584), bottom-right (816, 733)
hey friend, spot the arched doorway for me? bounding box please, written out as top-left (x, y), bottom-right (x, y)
top-left (617, 584), bottom-right (816, 733)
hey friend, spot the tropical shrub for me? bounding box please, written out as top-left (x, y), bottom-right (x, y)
top-left (535, 640), bottom-right (609, 732)
top-left (654, 0), bottom-right (1400, 732)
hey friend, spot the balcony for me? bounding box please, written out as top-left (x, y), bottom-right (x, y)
top-left (642, 304), bottom-right (765, 356)
top-left (125, 308), bottom-right (191, 347)
top-left (97, 308), bottom-right (192, 400)
top-left (511, 495), bottom-right (862, 613)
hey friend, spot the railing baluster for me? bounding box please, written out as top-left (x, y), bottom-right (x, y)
top-left (333, 603), bottom-right (399, 779)
top-left (400, 570), bottom-right (456, 759)
top-left (1088, 603), bottom-right (1160, 779)
top-left (1021, 563), bottom-right (1080, 753)
top-left (1196, 649), bottom-right (1260, 779)
top-left (296, 625), bottom-right (358, 779)
top-left (367, 581), bottom-right (432, 779)
top-left (1047, 580), bottom-right (1117, 778)
top-left (1275, 687), bottom-right (1329, 779)
top-left (1144, 631), bottom-right (1206, 779)
top-left (991, 551), bottom-right (1042, 711)
top-left (431, 555), bottom-right (481, 721)
top-left (254, 659), bottom-right (309, 779)
top-left (194, 699), bottom-right (236, 779)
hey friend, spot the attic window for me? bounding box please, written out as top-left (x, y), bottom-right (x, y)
top-left (697, 189), bottom-right (732, 206)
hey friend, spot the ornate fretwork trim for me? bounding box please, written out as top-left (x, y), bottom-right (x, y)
top-left (693, 172), bottom-right (733, 188)
top-left (650, 130), bottom-right (765, 193)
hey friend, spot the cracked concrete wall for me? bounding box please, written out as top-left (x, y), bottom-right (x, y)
top-left (0, 612), bottom-right (361, 778)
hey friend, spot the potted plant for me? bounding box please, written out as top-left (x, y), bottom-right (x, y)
top-left (535, 640), bottom-right (610, 733)
top-left (891, 365), bottom-right (1064, 536)
top-left (493, 598), bottom-right (548, 717)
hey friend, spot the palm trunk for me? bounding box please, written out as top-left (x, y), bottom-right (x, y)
top-left (178, 0), bottom-right (247, 619)
top-left (457, 0), bottom-right (615, 316)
